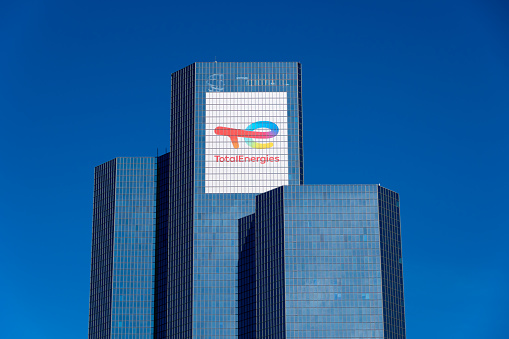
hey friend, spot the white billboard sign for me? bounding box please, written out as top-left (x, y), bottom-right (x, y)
top-left (205, 92), bottom-right (289, 194)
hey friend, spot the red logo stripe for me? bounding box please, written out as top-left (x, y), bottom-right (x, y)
top-left (214, 127), bottom-right (273, 149)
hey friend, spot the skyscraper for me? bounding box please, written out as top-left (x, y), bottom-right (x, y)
top-left (239, 185), bottom-right (405, 339)
top-left (89, 157), bottom-right (160, 338)
top-left (164, 62), bottom-right (303, 338)
top-left (88, 62), bottom-right (406, 339)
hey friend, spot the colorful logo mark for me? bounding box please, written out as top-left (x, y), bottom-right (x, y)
top-left (214, 121), bottom-right (279, 149)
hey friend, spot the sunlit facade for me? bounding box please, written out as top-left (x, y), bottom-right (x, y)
top-left (163, 62), bottom-right (303, 338)
top-left (89, 157), bottom-right (160, 339)
top-left (239, 185), bottom-right (406, 339)
top-left (88, 62), bottom-right (406, 339)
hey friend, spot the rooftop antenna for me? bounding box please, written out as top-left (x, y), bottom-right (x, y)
top-left (215, 56), bottom-right (217, 63)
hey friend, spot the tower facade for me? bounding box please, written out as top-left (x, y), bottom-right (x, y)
top-left (239, 185), bottom-right (406, 339)
top-left (163, 62), bottom-right (304, 338)
top-left (88, 62), bottom-right (407, 339)
top-left (89, 157), bottom-right (161, 339)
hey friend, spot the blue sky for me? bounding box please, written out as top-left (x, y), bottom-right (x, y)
top-left (1, 0), bottom-right (508, 338)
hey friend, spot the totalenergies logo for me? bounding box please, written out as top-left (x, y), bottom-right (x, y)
top-left (214, 121), bottom-right (279, 149)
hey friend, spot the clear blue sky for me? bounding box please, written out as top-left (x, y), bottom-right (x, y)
top-left (1, 0), bottom-right (507, 338)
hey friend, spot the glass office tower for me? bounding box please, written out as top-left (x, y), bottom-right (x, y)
top-left (89, 62), bottom-right (407, 339)
top-left (239, 185), bottom-right (406, 339)
top-left (163, 62), bottom-right (304, 339)
top-left (89, 157), bottom-right (162, 339)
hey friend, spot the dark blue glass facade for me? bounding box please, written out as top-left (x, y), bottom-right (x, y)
top-left (167, 64), bottom-right (196, 338)
top-left (238, 214), bottom-right (256, 339)
top-left (255, 187), bottom-right (286, 338)
top-left (378, 187), bottom-right (406, 339)
top-left (89, 156), bottom-right (167, 339)
top-left (89, 62), bottom-right (407, 339)
top-left (168, 62), bottom-right (304, 338)
top-left (90, 159), bottom-right (116, 339)
top-left (155, 153), bottom-right (170, 338)
top-left (238, 185), bottom-right (406, 339)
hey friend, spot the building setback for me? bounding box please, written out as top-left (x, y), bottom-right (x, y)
top-left (88, 62), bottom-right (406, 339)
